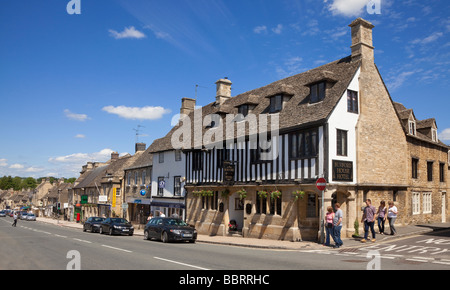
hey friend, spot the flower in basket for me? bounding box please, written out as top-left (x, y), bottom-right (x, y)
top-left (201, 190), bottom-right (214, 197)
top-left (292, 190), bottom-right (305, 201)
top-left (192, 190), bottom-right (202, 197)
top-left (270, 190), bottom-right (282, 200)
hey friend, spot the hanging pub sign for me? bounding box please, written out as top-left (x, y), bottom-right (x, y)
top-left (332, 160), bottom-right (353, 182)
top-left (223, 161), bottom-right (235, 185)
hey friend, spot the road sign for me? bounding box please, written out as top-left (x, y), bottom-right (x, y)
top-left (316, 178), bottom-right (327, 191)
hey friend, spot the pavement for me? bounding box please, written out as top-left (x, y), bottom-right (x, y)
top-left (33, 217), bottom-right (450, 251)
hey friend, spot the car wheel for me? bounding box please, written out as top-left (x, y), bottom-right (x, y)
top-left (161, 231), bottom-right (169, 243)
top-left (144, 230), bottom-right (149, 240)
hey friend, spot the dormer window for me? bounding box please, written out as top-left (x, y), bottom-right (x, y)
top-left (269, 95), bottom-right (283, 113)
top-left (238, 104), bottom-right (249, 117)
top-left (310, 82), bottom-right (326, 104)
top-left (409, 120), bottom-right (416, 136)
top-left (432, 128), bottom-right (438, 142)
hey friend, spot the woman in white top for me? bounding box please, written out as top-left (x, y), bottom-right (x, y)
top-left (387, 201), bottom-right (398, 235)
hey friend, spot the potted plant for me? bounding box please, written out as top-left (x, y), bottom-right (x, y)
top-left (237, 188), bottom-right (247, 200)
top-left (257, 190), bottom-right (268, 199)
top-left (270, 190), bottom-right (282, 200)
top-left (292, 190), bottom-right (305, 201)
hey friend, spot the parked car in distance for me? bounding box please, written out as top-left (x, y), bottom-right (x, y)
top-left (26, 213), bottom-right (36, 221)
top-left (144, 217), bottom-right (197, 243)
top-left (19, 212), bottom-right (28, 220)
top-left (83, 217), bottom-right (105, 233)
top-left (99, 218), bottom-right (134, 236)
top-left (0, 210), bottom-right (6, 217)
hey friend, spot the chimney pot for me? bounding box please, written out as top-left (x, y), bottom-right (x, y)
top-left (135, 142), bottom-right (146, 153)
top-left (180, 97), bottom-right (196, 116)
top-left (349, 18), bottom-right (375, 63)
top-left (111, 152), bottom-right (119, 161)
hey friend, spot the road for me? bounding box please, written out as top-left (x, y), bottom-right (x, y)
top-left (1, 217), bottom-right (449, 272)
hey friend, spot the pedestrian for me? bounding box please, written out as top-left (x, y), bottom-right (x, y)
top-left (12, 211), bottom-right (18, 227)
top-left (361, 199), bottom-right (376, 243)
top-left (333, 203), bottom-right (344, 248)
top-left (376, 200), bottom-right (387, 235)
top-left (159, 211), bottom-right (166, 217)
top-left (387, 201), bottom-right (398, 235)
top-left (324, 206), bottom-right (334, 247)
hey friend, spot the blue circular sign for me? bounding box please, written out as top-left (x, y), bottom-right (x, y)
top-left (140, 190), bottom-right (146, 196)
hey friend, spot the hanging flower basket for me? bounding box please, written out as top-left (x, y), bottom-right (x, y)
top-left (201, 190), bottom-right (214, 197)
top-left (221, 189), bottom-right (230, 198)
top-left (292, 190), bottom-right (305, 201)
top-left (237, 188), bottom-right (247, 200)
top-left (257, 190), bottom-right (268, 199)
top-left (270, 190), bottom-right (282, 200)
top-left (192, 190), bottom-right (202, 197)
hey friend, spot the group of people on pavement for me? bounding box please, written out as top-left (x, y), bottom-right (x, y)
top-left (360, 199), bottom-right (398, 243)
top-left (324, 199), bottom-right (398, 248)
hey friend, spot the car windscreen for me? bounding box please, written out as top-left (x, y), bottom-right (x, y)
top-left (111, 218), bottom-right (128, 224)
top-left (92, 217), bottom-right (104, 222)
top-left (164, 219), bottom-right (188, 226)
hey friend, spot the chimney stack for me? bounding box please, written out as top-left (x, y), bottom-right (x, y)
top-left (180, 97), bottom-right (196, 116)
top-left (135, 142), bottom-right (146, 153)
top-left (111, 152), bottom-right (119, 161)
top-left (215, 78), bottom-right (232, 105)
top-left (349, 18), bottom-right (375, 64)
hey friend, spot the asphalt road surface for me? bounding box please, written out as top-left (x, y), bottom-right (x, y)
top-left (1, 217), bottom-right (449, 271)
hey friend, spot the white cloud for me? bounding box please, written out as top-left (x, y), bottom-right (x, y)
top-left (387, 70), bottom-right (420, 90)
top-left (272, 24), bottom-right (283, 34)
top-left (253, 25), bottom-right (267, 34)
top-left (326, 0), bottom-right (370, 17)
top-left (49, 148), bottom-right (114, 164)
top-left (9, 164), bottom-right (24, 169)
top-left (438, 128), bottom-right (450, 141)
top-left (102, 105), bottom-right (171, 121)
top-left (411, 32), bottom-right (443, 45)
top-left (64, 109), bottom-right (90, 122)
top-left (75, 134), bottom-right (86, 139)
top-left (25, 167), bottom-right (44, 173)
top-left (0, 159), bottom-right (7, 167)
top-left (109, 26), bottom-right (146, 39)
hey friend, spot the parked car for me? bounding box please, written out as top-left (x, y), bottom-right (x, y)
top-left (19, 212), bottom-right (28, 220)
top-left (0, 210), bottom-right (6, 217)
top-left (144, 217), bottom-right (197, 243)
top-left (99, 218), bottom-right (134, 236)
top-left (26, 213), bottom-right (36, 221)
top-left (83, 217), bottom-right (105, 233)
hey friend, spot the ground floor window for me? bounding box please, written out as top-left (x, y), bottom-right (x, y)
top-left (423, 192), bottom-right (432, 214)
top-left (412, 192), bottom-right (420, 215)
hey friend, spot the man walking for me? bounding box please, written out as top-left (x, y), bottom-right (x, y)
top-left (333, 203), bottom-right (343, 248)
top-left (12, 211), bottom-right (18, 227)
top-left (361, 199), bottom-right (376, 243)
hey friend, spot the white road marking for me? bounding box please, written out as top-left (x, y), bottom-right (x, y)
top-left (73, 238), bottom-right (92, 243)
top-left (153, 256), bottom-right (210, 270)
top-left (101, 244), bottom-right (132, 253)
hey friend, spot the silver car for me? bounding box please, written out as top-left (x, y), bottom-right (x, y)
top-left (26, 213), bottom-right (36, 221)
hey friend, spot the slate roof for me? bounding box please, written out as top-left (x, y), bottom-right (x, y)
top-left (149, 56), bottom-right (361, 153)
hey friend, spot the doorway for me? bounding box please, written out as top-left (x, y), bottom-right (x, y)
top-left (442, 192), bottom-right (446, 223)
top-left (228, 192), bottom-right (244, 231)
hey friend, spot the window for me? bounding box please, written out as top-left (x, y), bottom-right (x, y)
top-left (134, 172), bottom-right (138, 185)
top-left (269, 95), bottom-right (283, 113)
top-left (412, 158), bottom-right (419, 179)
top-left (157, 177), bottom-right (164, 196)
top-left (423, 192), bottom-right (432, 214)
top-left (307, 193), bottom-right (317, 218)
top-left (250, 136), bottom-right (272, 163)
top-left (217, 148), bottom-right (229, 168)
top-left (337, 129), bottom-right (348, 157)
top-left (127, 172), bottom-right (131, 185)
top-left (269, 193), bottom-right (282, 216)
top-left (409, 120), bottom-right (416, 136)
top-left (412, 192), bottom-right (420, 215)
top-left (238, 104), bottom-right (249, 118)
top-left (159, 152), bottom-right (164, 163)
top-left (289, 128), bottom-right (318, 159)
top-left (310, 82), bottom-right (326, 104)
top-left (142, 170), bottom-right (146, 185)
top-left (256, 192), bottom-right (267, 214)
top-left (440, 163), bottom-right (445, 182)
top-left (174, 176), bottom-right (181, 196)
top-left (427, 161), bottom-right (433, 182)
top-left (347, 90), bottom-right (358, 113)
top-left (192, 151), bottom-right (203, 171)
top-left (175, 149), bottom-right (182, 161)
top-left (431, 129), bottom-right (438, 142)
top-left (202, 192), bottom-right (219, 210)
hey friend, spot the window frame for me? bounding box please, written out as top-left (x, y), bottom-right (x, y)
top-left (173, 176), bottom-right (181, 196)
top-left (310, 82), bottom-right (326, 104)
top-left (269, 95), bottom-right (283, 113)
top-left (347, 89), bottom-right (359, 114)
top-left (412, 158), bottom-right (419, 179)
top-left (412, 192), bottom-right (420, 215)
top-left (427, 161), bottom-right (434, 182)
top-left (336, 129), bottom-right (348, 157)
top-left (423, 192), bottom-right (432, 214)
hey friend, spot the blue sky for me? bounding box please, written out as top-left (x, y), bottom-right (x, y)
top-left (0, 0), bottom-right (449, 178)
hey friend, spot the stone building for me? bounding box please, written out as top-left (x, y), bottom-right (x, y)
top-left (149, 18), bottom-right (449, 241)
